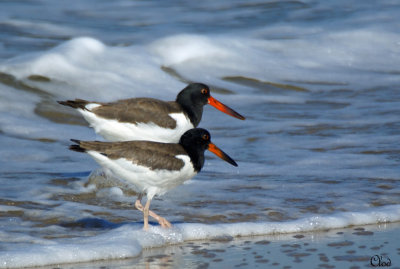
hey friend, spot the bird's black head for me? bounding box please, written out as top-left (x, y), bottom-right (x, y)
top-left (179, 127), bottom-right (211, 152)
top-left (176, 83), bottom-right (210, 126)
top-left (176, 83), bottom-right (210, 107)
top-left (179, 128), bottom-right (238, 172)
top-left (176, 83), bottom-right (245, 127)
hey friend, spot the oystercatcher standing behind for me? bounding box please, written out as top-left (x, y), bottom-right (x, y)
top-left (59, 83), bottom-right (245, 142)
top-left (69, 128), bottom-right (238, 230)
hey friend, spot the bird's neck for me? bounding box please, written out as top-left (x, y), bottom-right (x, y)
top-left (177, 99), bottom-right (203, 127)
top-left (184, 146), bottom-right (205, 172)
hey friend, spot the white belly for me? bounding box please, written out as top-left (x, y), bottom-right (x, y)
top-left (79, 109), bottom-right (194, 143)
top-left (88, 152), bottom-right (197, 200)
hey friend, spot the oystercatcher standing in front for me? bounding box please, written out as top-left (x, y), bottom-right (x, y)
top-left (69, 128), bottom-right (237, 230)
top-left (59, 83), bottom-right (245, 142)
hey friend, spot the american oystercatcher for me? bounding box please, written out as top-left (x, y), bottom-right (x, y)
top-left (69, 128), bottom-right (237, 230)
top-left (59, 83), bottom-right (245, 142)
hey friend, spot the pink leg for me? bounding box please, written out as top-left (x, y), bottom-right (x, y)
top-left (143, 198), bottom-right (151, 230)
top-left (134, 195), bottom-right (172, 229)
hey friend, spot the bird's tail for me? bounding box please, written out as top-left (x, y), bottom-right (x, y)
top-left (69, 139), bottom-right (86, 152)
top-left (57, 99), bottom-right (90, 110)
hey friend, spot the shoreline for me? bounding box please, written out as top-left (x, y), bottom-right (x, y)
top-left (19, 221), bottom-right (400, 269)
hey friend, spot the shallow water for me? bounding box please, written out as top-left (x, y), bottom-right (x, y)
top-left (0, 0), bottom-right (400, 267)
top-left (31, 222), bottom-right (399, 269)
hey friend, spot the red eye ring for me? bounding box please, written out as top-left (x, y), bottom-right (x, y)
top-left (201, 88), bottom-right (208, 94)
top-left (202, 134), bottom-right (209, 140)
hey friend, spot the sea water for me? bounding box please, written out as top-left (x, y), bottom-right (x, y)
top-left (0, 0), bottom-right (399, 267)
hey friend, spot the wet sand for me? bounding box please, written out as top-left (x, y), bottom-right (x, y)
top-left (31, 222), bottom-right (400, 269)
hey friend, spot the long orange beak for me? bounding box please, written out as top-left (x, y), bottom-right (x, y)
top-left (208, 142), bottom-right (238, 167)
top-left (208, 96), bottom-right (245, 120)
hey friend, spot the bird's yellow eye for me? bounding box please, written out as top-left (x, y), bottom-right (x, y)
top-left (201, 88), bottom-right (208, 95)
top-left (202, 134), bottom-right (209, 140)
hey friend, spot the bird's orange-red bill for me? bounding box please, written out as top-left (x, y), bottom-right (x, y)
top-left (208, 142), bottom-right (238, 167)
top-left (208, 96), bottom-right (245, 120)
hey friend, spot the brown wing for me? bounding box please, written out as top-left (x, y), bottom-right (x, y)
top-left (78, 140), bottom-right (187, 171)
top-left (91, 98), bottom-right (183, 129)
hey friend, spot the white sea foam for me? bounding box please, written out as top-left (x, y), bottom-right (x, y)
top-left (0, 37), bottom-right (183, 101)
top-left (1, 204), bottom-right (399, 268)
top-left (150, 30), bottom-right (400, 90)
